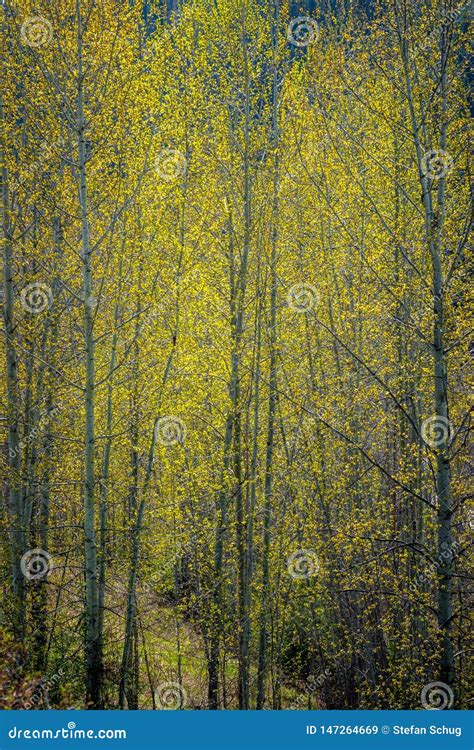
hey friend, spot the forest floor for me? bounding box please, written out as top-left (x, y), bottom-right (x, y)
top-left (133, 604), bottom-right (317, 710)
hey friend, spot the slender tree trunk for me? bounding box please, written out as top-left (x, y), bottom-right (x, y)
top-left (119, 417), bottom-right (158, 709)
top-left (32, 216), bottom-right (62, 672)
top-left (208, 206), bottom-right (237, 709)
top-left (236, 13), bottom-right (253, 707)
top-left (97, 259), bottom-right (123, 674)
top-left (395, 3), bottom-right (454, 690)
top-left (209, 17), bottom-right (253, 699)
top-left (256, 0), bottom-right (279, 709)
top-left (119, 308), bottom-right (179, 707)
top-left (97, 437), bottom-right (111, 667)
top-left (0, 89), bottom-right (25, 637)
top-left (433, 22), bottom-right (453, 690)
top-left (241, 254), bottom-right (263, 709)
top-left (76, 0), bottom-right (101, 707)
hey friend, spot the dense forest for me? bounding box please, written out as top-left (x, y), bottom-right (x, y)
top-left (1, 0), bottom-right (472, 712)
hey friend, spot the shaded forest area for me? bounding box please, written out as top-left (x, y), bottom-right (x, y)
top-left (1, 0), bottom-right (472, 711)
